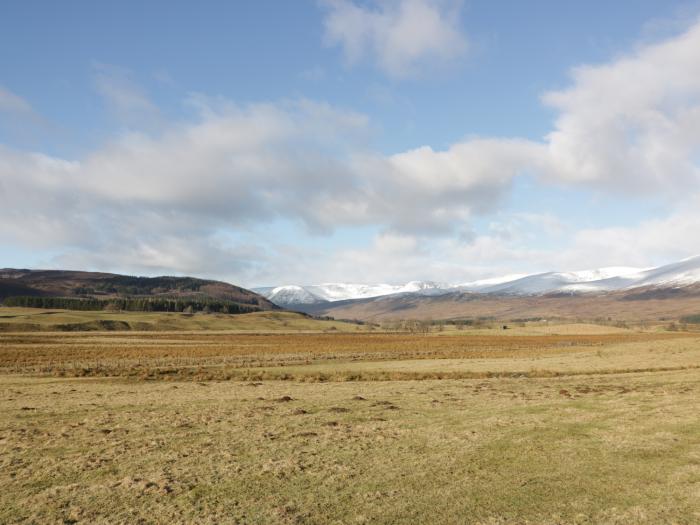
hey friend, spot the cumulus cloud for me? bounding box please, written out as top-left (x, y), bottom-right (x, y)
top-left (0, 96), bottom-right (529, 258)
top-left (321, 0), bottom-right (467, 77)
top-left (5, 17), bottom-right (700, 284)
top-left (358, 139), bottom-right (546, 233)
top-left (0, 86), bottom-right (543, 283)
top-left (542, 18), bottom-right (700, 193)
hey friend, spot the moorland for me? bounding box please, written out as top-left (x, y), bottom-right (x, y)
top-left (1, 308), bottom-right (699, 523)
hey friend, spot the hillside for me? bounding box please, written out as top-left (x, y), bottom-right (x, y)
top-left (305, 285), bottom-right (700, 322)
top-left (256, 255), bottom-right (700, 308)
top-left (0, 269), bottom-right (277, 313)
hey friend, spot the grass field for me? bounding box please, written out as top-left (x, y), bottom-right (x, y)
top-left (1, 312), bottom-right (699, 523)
top-left (0, 307), bottom-right (358, 333)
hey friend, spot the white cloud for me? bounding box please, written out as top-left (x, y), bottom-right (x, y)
top-left (321, 0), bottom-right (467, 77)
top-left (368, 138), bottom-right (546, 232)
top-left (542, 18), bottom-right (700, 193)
top-left (0, 96), bottom-right (527, 252)
top-left (5, 17), bottom-right (700, 284)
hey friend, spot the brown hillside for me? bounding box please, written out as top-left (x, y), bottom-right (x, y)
top-left (308, 285), bottom-right (700, 322)
top-left (0, 269), bottom-right (277, 310)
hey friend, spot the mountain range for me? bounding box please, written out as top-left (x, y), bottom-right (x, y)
top-left (255, 256), bottom-right (700, 306)
top-left (3, 257), bottom-right (700, 322)
top-left (254, 256), bottom-right (700, 321)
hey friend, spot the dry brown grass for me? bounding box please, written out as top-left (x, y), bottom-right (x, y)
top-left (1, 371), bottom-right (699, 524)
top-left (0, 307), bottom-right (357, 333)
top-left (2, 324), bottom-right (700, 523)
top-left (0, 331), bottom-right (691, 379)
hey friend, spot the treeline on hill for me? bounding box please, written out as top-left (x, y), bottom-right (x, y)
top-left (75, 276), bottom-right (204, 296)
top-left (70, 275), bottom-right (261, 306)
top-left (2, 296), bottom-right (260, 314)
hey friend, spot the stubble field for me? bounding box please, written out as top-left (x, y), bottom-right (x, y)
top-left (1, 312), bottom-right (699, 524)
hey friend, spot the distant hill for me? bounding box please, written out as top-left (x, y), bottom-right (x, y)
top-left (253, 256), bottom-right (700, 321)
top-left (0, 269), bottom-right (277, 313)
top-left (256, 255), bottom-right (700, 308)
top-left (302, 285), bottom-right (700, 322)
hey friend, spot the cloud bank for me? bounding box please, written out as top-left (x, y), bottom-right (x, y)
top-left (3, 17), bottom-right (700, 284)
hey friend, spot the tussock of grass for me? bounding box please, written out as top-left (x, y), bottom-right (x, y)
top-left (34, 362), bottom-right (700, 382)
top-left (1, 371), bottom-right (699, 523)
top-left (3, 323), bottom-right (700, 523)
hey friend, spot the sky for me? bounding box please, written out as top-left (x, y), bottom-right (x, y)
top-left (2, 0), bottom-right (700, 287)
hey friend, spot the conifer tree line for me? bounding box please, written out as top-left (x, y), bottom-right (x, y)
top-left (2, 296), bottom-right (260, 314)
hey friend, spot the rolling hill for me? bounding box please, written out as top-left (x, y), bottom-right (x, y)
top-left (255, 255), bottom-right (700, 308)
top-left (301, 284), bottom-right (700, 322)
top-left (0, 269), bottom-right (277, 313)
top-left (254, 256), bottom-right (700, 321)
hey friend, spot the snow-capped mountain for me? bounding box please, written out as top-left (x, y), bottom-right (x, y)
top-left (266, 285), bottom-right (324, 305)
top-left (255, 256), bottom-right (700, 306)
top-left (472, 267), bottom-right (648, 295)
top-left (253, 281), bottom-right (444, 306)
top-left (305, 281), bottom-right (444, 301)
top-left (632, 256), bottom-right (700, 287)
top-left (474, 257), bottom-right (700, 295)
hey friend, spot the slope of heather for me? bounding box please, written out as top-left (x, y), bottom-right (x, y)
top-left (0, 269), bottom-right (277, 311)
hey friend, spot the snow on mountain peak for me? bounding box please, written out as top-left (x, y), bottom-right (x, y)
top-left (254, 256), bottom-right (700, 306)
top-left (267, 285), bottom-right (322, 305)
top-left (556, 266), bottom-right (646, 282)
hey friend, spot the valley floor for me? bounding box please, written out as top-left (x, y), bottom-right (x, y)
top-left (1, 325), bottom-right (699, 524)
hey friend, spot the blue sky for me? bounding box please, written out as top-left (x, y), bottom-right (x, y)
top-left (2, 0), bottom-right (700, 286)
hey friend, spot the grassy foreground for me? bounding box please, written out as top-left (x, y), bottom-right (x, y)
top-left (1, 321), bottom-right (699, 523)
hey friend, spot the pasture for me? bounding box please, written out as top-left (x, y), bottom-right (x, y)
top-left (1, 313), bottom-right (699, 523)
